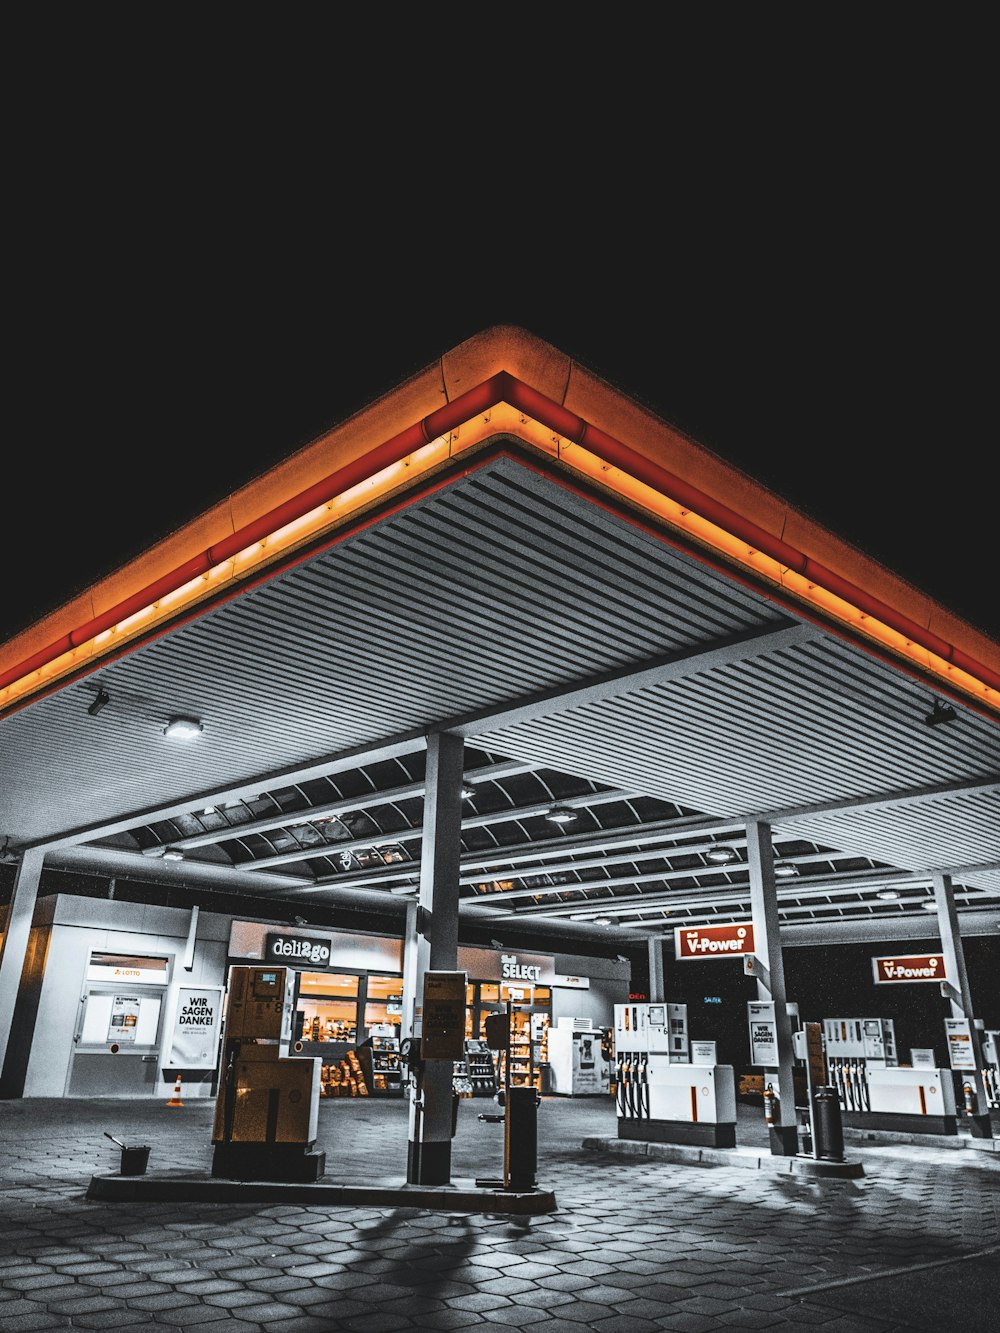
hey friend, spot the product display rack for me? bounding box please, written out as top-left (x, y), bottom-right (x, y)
top-left (463, 1040), bottom-right (498, 1096)
top-left (497, 1008), bottom-right (539, 1090)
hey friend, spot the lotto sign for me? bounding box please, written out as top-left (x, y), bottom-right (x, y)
top-left (674, 922), bottom-right (755, 959)
top-left (872, 954), bottom-right (946, 984)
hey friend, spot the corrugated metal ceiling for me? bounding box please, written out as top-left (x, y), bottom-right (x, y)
top-left (2, 450), bottom-right (998, 946)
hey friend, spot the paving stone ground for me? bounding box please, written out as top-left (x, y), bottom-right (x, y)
top-left (1, 1094), bottom-right (998, 1331)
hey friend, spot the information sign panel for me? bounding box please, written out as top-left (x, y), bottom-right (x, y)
top-left (872, 954), bottom-right (946, 984)
top-left (748, 1000), bottom-right (777, 1066)
top-left (420, 970), bottom-right (467, 1060)
top-left (675, 922), bottom-right (755, 960)
top-left (944, 1018), bottom-right (977, 1071)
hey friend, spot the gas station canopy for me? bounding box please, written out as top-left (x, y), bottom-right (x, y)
top-left (2, 326), bottom-right (998, 950)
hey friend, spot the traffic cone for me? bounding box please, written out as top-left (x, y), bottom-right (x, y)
top-left (166, 1074), bottom-right (184, 1107)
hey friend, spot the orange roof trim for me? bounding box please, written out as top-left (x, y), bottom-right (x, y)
top-left (1, 327), bottom-right (997, 719)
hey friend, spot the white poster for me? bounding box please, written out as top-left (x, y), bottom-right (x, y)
top-left (748, 1000), bottom-right (777, 1066)
top-left (108, 995), bottom-right (141, 1043)
top-left (168, 986), bottom-right (223, 1067)
top-left (944, 1018), bottom-right (977, 1072)
top-left (691, 1040), bottom-right (717, 1066)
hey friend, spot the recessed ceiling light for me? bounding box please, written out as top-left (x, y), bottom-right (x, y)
top-left (545, 803), bottom-right (578, 825)
top-left (876, 889), bottom-right (900, 901)
top-left (163, 715), bottom-right (203, 740)
top-left (774, 861), bottom-right (799, 878)
top-left (706, 845), bottom-right (738, 864)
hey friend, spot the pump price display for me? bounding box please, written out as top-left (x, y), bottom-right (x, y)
top-left (872, 954), bottom-right (946, 984)
top-left (675, 922), bottom-right (755, 959)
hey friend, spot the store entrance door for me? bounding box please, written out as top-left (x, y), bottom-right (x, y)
top-left (67, 986), bottom-right (165, 1096)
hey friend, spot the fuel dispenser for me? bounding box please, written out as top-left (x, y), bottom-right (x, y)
top-left (982, 1031), bottom-right (1000, 1110)
top-left (823, 1015), bottom-right (961, 1133)
top-left (614, 1002), bottom-right (736, 1147)
top-left (212, 966), bottom-right (325, 1181)
top-left (822, 1017), bottom-right (897, 1114)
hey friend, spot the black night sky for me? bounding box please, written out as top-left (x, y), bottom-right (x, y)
top-left (5, 59), bottom-right (996, 652)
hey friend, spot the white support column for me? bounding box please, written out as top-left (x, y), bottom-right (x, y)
top-left (0, 847), bottom-right (44, 1091)
top-left (745, 819), bottom-right (798, 1155)
top-left (406, 731), bottom-right (465, 1184)
top-left (647, 936), bottom-right (665, 1003)
top-left (933, 871), bottom-right (993, 1136)
top-left (400, 898), bottom-right (425, 1042)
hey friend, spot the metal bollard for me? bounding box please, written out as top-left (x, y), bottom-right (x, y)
top-left (507, 1084), bottom-right (540, 1190)
top-left (811, 1085), bottom-right (845, 1161)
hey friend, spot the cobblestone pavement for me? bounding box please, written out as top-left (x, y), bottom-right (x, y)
top-left (1, 1095), bottom-right (998, 1332)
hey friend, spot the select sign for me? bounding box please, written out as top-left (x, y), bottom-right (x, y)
top-left (872, 954), bottom-right (946, 984)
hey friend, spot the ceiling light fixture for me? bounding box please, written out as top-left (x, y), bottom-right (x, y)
top-left (163, 715), bottom-right (203, 740)
top-left (545, 803), bottom-right (578, 825)
top-left (921, 899), bottom-right (938, 911)
top-left (876, 889), bottom-right (900, 901)
top-left (460, 785), bottom-right (475, 800)
top-left (924, 698), bottom-right (958, 727)
top-left (87, 688), bottom-right (111, 717)
top-left (773, 861), bottom-right (799, 878)
top-left (706, 845), bottom-right (738, 864)
top-left (162, 848), bottom-right (184, 861)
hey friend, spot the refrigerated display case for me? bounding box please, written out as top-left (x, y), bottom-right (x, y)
top-left (356, 1033), bottom-right (403, 1095)
top-left (464, 1040), bottom-right (498, 1096)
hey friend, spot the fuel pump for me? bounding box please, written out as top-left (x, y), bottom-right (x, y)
top-left (211, 965), bottom-right (325, 1182)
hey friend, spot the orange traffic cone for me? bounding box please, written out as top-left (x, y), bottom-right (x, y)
top-left (166, 1075), bottom-right (184, 1107)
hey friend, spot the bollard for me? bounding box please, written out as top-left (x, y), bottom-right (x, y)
top-left (507, 1084), bottom-right (540, 1190)
top-left (811, 1085), bottom-right (845, 1161)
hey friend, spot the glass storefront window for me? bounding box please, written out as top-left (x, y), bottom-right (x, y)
top-left (363, 974), bottom-right (403, 1039)
top-left (297, 973), bottom-right (359, 1044)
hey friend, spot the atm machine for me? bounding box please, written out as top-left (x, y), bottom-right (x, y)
top-left (614, 1001), bottom-right (736, 1147)
top-left (212, 965), bottom-right (326, 1180)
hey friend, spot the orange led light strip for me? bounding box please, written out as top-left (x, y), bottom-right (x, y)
top-left (1, 376), bottom-right (997, 717)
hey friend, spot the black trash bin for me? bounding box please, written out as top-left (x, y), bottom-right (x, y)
top-left (105, 1131), bottom-right (151, 1176)
top-left (811, 1085), bottom-right (845, 1161)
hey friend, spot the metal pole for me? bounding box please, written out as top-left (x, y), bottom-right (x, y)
top-left (746, 819), bottom-right (798, 1156)
top-left (934, 871), bottom-right (992, 1137)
